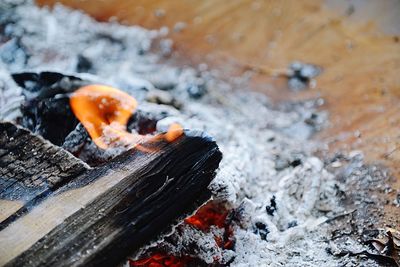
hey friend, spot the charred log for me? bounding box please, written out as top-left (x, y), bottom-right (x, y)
top-left (0, 123), bottom-right (222, 267)
top-left (12, 71), bottom-right (89, 145)
top-left (0, 121), bottom-right (89, 201)
top-left (0, 121), bottom-right (90, 232)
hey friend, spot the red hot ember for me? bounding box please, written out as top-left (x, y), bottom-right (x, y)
top-left (185, 201), bottom-right (235, 250)
top-left (129, 253), bottom-right (192, 267)
top-left (184, 201), bottom-right (229, 231)
top-left (130, 202), bottom-right (235, 266)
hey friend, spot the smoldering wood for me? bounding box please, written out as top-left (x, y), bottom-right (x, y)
top-left (0, 123), bottom-right (222, 267)
top-left (11, 71), bottom-right (86, 98)
top-left (12, 71), bottom-right (91, 146)
top-left (8, 71), bottom-right (174, 167)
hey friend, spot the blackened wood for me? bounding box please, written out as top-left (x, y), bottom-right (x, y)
top-left (11, 71), bottom-right (86, 98)
top-left (2, 130), bottom-right (222, 267)
top-left (0, 121), bottom-right (89, 231)
top-left (11, 71), bottom-right (91, 146)
top-left (0, 121), bottom-right (89, 200)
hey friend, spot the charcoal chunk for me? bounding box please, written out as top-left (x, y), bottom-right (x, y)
top-left (254, 222), bottom-right (269, 241)
top-left (76, 54), bottom-right (93, 73)
top-left (62, 123), bottom-right (89, 154)
top-left (12, 71), bottom-right (86, 99)
top-left (12, 71), bottom-right (89, 145)
top-left (127, 108), bottom-right (170, 135)
top-left (287, 61), bottom-right (321, 91)
top-left (288, 220), bottom-right (298, 228)
top-left (265, 195), bottom-right (277, 216)
top-left (290, 158), bottom-right (302, 167)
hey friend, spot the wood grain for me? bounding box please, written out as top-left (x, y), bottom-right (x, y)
top-left (0, 124), bottom-right (222, 266)
top-left (0, 121), bottom-right (88, 198)
top-left (0, 121), bottom-right (89, 228)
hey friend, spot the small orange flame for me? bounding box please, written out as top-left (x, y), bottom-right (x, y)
top-left (70, 84), bottom-right (137, 149)
top-left (164, 123), bottom-right (184, 143)
top-left (70, 84), bottom-right (183, 150)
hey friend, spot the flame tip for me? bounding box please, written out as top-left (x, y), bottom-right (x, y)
top-left (70, 84), bottom-right (184, 150)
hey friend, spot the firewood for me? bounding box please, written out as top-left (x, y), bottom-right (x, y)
top-left (0, 121), bottom-right (89, 226)
top-left (0, 122), bottom-right (222, 267)
top-left (0, 121), bottom-right (89, 193)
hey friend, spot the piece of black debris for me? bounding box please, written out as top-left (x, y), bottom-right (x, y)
top-left (266, 195), bottom-right (277, 216)
top-left (254, 222), bottom-right (270, 241)
top-left (287, 61), bottom-right (321, 91)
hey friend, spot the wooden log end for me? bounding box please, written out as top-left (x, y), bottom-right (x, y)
top-left (2, 126), bottom-right (222, 267)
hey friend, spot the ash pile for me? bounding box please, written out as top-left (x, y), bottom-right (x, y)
top-left (0, 1), bottom-right (397, 266)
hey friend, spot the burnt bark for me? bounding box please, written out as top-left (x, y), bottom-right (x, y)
top-left (0, 121), bottom-right (89, 201)
top-left (1, 126), bottom-right (222, 267)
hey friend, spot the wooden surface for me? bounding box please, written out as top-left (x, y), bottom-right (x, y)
top-left (0, 121), bottom-right (89, 226)
top-left (36, 0), bottom-right (400, 226)
top-left (0, 122), bottom-right (222, 266)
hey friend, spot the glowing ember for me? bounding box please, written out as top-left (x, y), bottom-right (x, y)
top-left (185, 201), bottom-right (235, 250)
top-left (131, 202), bottom-right (235, 267)
top-left (70, 84), bottom-right (183, 149)
top-left (128, 253), bottom-right (192, 267)
top-left (184, 202), bottom-right (228, 231)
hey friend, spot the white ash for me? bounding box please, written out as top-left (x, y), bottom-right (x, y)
top-left (0, 2), bottom-right (382, 266)
top-left (0, 63), bottom-right (23, 120)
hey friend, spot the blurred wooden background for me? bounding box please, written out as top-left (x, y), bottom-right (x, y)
top-left (36, 0), bottom-right (399, 222)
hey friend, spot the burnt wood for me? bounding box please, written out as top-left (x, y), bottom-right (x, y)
top-left (0, 121), bottom-right (89, 201)
top-left (0, 121), bottom-right (90, 231)
top-left (12, 71), bottom-right (89, 146)
top-left (0, 123), bottom-right (222, 267)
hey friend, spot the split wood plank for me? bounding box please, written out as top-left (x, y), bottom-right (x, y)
top-left (0, 122), bottom-right (221, 267)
